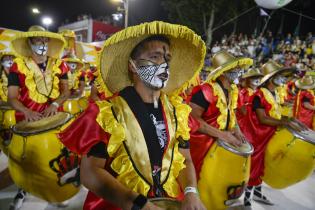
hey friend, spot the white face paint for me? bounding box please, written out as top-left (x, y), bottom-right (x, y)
top-left (68, 63), bottom-right (78, 71)
top-left (1, 60), bottom-right (14, 69)
top-left (29, 38), bottom-right (49, 56)
top-left (249, 78), bottom-right (261, 87)
top-left (131, 59), bottom-right (170, 90)
top-left (225, 69), bottom-right (240, 84)
top-left (272, 74), bottom-right (287, 86)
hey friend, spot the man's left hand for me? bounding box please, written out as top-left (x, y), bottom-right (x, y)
top-left (42, 105), bottom-right (58, 117)
top-left (181, 193), bottom-right (206, 210)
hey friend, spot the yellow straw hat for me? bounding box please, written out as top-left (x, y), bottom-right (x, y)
top-left (242, 67), bottom-right (264, 79)
top-left (97, 21), bottom-right (206, 94)
top-left (207, 50), bottom-right (253, 81)
top-left (63, 55), bottom-right (84, 71)
top-left (0, 28), bottom-right (19, 60)
top-left (11, 25), bottom-right (65, 59)
top-left (259, 60), bottom-right (295, 86)
top-left (295, 75), bottom-right (315, 90)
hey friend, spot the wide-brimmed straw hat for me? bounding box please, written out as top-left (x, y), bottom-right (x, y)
top-left (259, 60), bottom-right (296, 86)
top-left (207, 50), bottom-right (253, 81)
top-left (62, 55), bottom-right (84, 71)
top-left (295, 75), bottom-right (315, 90)
top-left (242, 67), bottom-right (264, 79)
top-left (11, 25), bottom-right (65, 59)
top-left (97, 21), bottom-right (206, 94)
top-left (0, 28), bottom-right (19, 60)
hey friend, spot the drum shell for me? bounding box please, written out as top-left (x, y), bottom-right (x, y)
top-left (82, 86), bottom-right (91, 98)
top-left (198, 141), bottom-right (251, 210)
top-left (8, 130), bottom-right (79, 202)
top-left (0, 109), bottom-right (16, 155)
top-left (263, 128), bottom-right (315, 189)
top-left (281, 105), bottom-right (293, 118)
top-left (78, 97), bottom-right (88, 111)
top-left (63, 99), bottom-right (82, 115)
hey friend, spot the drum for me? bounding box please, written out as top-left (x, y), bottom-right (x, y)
top-left (198, 139), bottom-right (253, 210)
top-left (8, 112), bottom-right (80, 202)
top-left (63, 97), bottom-right (82, 115)
top-left (149, 198), bottom-right (181, 210)
top-left (82, 85), bottom-right (91, 98)
top-left (262, 126), bottom-right (315, 189)
top-left (281, 104), bottom-right (293, 118)
top-left (0, 104), bottom-right (16, 155)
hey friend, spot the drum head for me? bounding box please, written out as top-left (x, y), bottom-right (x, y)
top-left (12, 112), bottom-right (72, 136)
top-left (217, 139), bottom-right (254, 157)
top-left (287, 127), bottom-right (315, 145)
top-left (149, 198), bottom-right (181, 210)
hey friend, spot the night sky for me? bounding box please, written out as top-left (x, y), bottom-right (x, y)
top-left (0, 0), bottom-right (314, 39)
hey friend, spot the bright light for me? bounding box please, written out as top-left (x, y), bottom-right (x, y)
top-left (42, 17), bottom-right (53, 26)
top-left (111, 0), bottom-right (124, 3)
top-left (112, 13), bottom-right (123, 21)
top-left (32, 8), bottom-right (40, 14)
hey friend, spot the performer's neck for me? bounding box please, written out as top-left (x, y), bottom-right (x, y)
top-left (133, 82), bottom-right (161, 104)
top-left (31, 54), bottom-right (48, 64)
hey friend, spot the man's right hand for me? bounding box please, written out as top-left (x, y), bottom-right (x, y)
top-left (23, 109), bottom-right (43, 122)
top-left (220, 131), bottom-right (242, 147)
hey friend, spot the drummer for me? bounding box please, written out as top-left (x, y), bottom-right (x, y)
top-left (0, 53), bottom-right (15, 104)
top-left (293, 75), bottom-right (315, 129)
top-left (241, 60), bottom-right (304, 209)
top-left (188, 50), bottom-right (252, 178)
top-left (59, 21), bottom-right (206, 210)
top-left (8, 25), bottom-right (69, 122)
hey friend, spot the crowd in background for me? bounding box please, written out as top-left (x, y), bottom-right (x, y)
top-left (209, 31), bottom-right (315, 70)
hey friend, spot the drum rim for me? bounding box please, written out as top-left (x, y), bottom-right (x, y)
top-left (286, 126), bottom-right (315, 146)
top-left (149, 197), bottom-right (181, 208)
top-left (217, 139), bottom-right (254, 157)
top-left (12, 112), bottom-right (73, 136)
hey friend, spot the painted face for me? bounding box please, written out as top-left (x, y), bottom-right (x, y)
top-left (225, 69), bottom-right (240, 84)
top-left (272, 74), bottom-right (287, 86)
top-left (131, 40), bottom-right (171, 90)
top-left (29, 37), bottom-right (49, 56)
top-left (249, 77), bottom-right (261, 88)
top-left (131, 59), bottom-right (170, 90)
top-left (67, 62), bottom-right (78, 71)
top-left (1, 55), bottom-right (14, 69)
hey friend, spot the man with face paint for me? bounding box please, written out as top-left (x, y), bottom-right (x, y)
top-left (7, 25), bottom-right (69, 122)
top-left (59, 22), bottom-right (206, 210)
top-left (187, 50), bottom-right (253, 179)
top-left (241, 60), bottom-right (305, 209)
top-left (63, 57), bottom-right (85, 97)
top-left (0, 54), bottom-right (15, 104)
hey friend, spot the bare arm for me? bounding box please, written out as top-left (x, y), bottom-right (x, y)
top-left (90, 84), bottom-right (101, 101)
top-left (54, 79), bottom-right (70, 105)
top-left (189, 102), bottom-right (241, 146)
top-left (303, 102), bottom-right (315, 111)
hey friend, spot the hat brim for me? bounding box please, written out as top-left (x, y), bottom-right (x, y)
top-left (295, 80), bottom-right (315, 90)
top-left (11, 31), bottom-right (65, 59)
top-left (259, 67), bottom-right (296, 87)
top-left (207, 57), bottom-right (253, 81)
top-left (242, 72), bottom-right (264, 79)
top-left (97, 21), bottom-right (206, 94)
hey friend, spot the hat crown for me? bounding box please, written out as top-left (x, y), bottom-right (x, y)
top-left (261, 61), bottom-right (283, 76)
top-left (28, 25), bottom-right (46, 32)
top-left (242, 67), bottom-right (263, 78)
top-left (211, 51), bottom-right (236, 69)
top-left (60, 29), bottom-right (75, 38)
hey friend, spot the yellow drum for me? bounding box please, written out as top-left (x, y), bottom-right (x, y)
top-left (63, 97), bottom-right (82, 115)
top-left (281, 104), bottom-right (293, 118)
top-left (263, 126), bottom-right (315, 189)
top-left (0, 104), bottom-right (16, 155)
top-left (198, 140), bottom-right (253, 210)
top-left (149, 198), bottom-right (181, 210)
top-left (82, 85), bottom-right (91, 98)
top-left (8, 112), bottom-right (80, 202)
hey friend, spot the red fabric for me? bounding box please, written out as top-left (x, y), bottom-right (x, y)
top-left (293, 90), bottom-right (314, 129)
top-left (286, 81), bottom-right (297, 102)
top-left (188, 83), bottom-right (222, 179)
top-left (238, 89), bottom-right (277, 186)
top-left (10, 61), bottom-right (68, 122)
top-left (58, 101), bottom-right (109, 155)
top-left (236, 88), bottom-right (253, 125)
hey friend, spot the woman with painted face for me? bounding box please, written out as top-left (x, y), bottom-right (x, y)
top-left (8, 25), bottom-right (70, 122)
top-left (241, 60), bottom-right (305, 209)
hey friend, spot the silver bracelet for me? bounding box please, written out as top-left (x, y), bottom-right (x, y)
top-left (51, 102), bottom-right (59, 108)
top-left (184, 186), bottom-right (199, 195)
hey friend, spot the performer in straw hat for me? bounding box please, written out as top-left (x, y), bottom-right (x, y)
top-left (187, 50), bottom-right (253, 178)
top-left (59, 21), bottom-right (206, 210)
top-left (8, 25), bottom-right (69, 122)
top-left (293, 75), bottom-right (315, 129)
top-left (241, 60), bottom-right (304, 209)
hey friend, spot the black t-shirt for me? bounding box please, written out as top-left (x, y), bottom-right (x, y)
top-left (252, 96), bottom-right (263, 111)
top-left (190, 90), bottom-right (209, 110)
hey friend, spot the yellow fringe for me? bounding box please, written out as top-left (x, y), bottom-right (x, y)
top-left (0, 71), bottom-right (8, 101)
top-left (260, 88), bottom-right (282, 120)
top-left (14, 57), bottom-right (61, 103)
